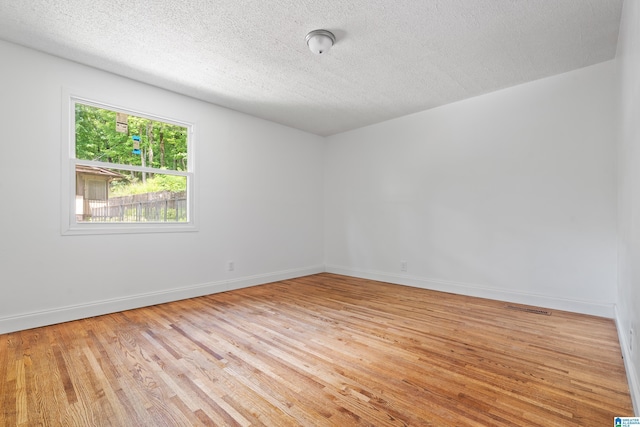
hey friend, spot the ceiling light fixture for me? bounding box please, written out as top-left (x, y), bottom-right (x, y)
top-left (305, 29), bottom-right (335, 55)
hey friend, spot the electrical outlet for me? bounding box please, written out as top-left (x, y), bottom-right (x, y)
top-left (227, 261), bottom-right (235, 272)
top-left (400, 261), bottom-right (407, 272)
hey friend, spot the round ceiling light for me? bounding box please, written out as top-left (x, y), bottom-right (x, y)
top-left (305, 29), bottom-right (336, 55)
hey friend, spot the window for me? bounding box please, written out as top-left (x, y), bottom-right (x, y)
top-left (62, 96), bottom-right (195, 235)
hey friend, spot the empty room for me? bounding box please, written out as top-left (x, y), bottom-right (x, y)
top-left (1, 0), bottom-right (639, 425)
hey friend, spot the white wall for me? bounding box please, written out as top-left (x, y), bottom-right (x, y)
top-left (0, 40), bottom-right (325, 334)
top-left (616, 0), bottom-right (640, 414)
top-left (0, 35), bottom-right (622, 336)
top-left (325, 61), bottom-right (618, 317)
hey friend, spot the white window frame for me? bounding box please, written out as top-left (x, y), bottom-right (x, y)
top-left (61, 90), bottom-right (197, 235)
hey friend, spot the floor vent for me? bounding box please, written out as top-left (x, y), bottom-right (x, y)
top-left (505, 305), bottom-right (552, 316)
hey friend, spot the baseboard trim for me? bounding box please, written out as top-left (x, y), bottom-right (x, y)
top-left (0, 265), bottom-right (325, 335)
top-left (325, 265), bottom-right (615, 318)
top-left (615, 306), bottom-right (640, 415)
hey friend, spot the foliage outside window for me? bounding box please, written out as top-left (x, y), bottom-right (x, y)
top-left (68, 99), bottom-right (193, 231)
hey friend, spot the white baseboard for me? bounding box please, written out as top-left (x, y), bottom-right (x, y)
top-left (615, 306), bottom-right (640, 415)
top-left (0, 265), bottom-right (324, 335)
top-left (325, 265), bottom-right (615, 318)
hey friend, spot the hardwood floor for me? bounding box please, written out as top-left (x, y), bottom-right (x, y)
top-left (0, 273), bottom-right (633, 426)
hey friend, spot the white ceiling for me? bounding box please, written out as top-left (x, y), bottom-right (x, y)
top-left (0, 0), bottom-right (623, 136)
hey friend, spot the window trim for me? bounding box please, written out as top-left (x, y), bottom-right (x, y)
top-left (61, 90), bottom-right (197, 235)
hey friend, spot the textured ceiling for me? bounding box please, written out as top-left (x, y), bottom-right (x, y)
top-left (0, 0), bottom-right (623, 136)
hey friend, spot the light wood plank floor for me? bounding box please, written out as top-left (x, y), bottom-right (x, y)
top-left (1, 273), bottom-right (633, 426)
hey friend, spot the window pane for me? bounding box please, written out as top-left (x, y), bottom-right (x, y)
top-left (75, 103), bottom-right (188, 171)
top-left (75, 165), bottom-right (188, 223)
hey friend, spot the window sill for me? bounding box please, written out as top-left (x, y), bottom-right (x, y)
top-left (61, 222), bottom-right (198, 236)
